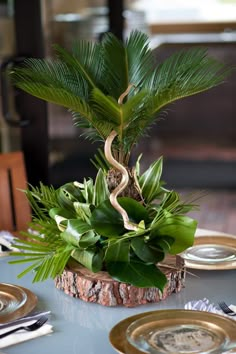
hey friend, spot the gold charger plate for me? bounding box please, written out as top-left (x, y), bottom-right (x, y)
top-left (109, 309), bottom-right (236, 354)
top-left (0, 283), bottom-right (38, 324)
top-left (180, 235), bottom-right (236, 270)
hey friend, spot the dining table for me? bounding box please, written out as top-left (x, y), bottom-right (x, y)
top-left (1, 235), bottom-right (236, 354)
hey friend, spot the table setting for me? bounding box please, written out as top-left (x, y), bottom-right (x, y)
top-left (0, 228), bottom-right (236, 353)
top-left (0, 232), bottom-right (53, 351)
top-left (0, 281), bottom-right (52, 350)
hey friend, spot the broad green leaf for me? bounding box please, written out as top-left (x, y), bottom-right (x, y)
top-left (60, 219), bottom-right (93, 247)
top-left (80, 178), bottom-right (94, 203)
top-left (71, 248), bottom-right (103, 272)
top-left (93, 169), bottom-right (110, 206)
top-left (153, 236), bottom-right (175, 253)
top-left (104, 240), bottom-right (130, 263)
top-left (118, 197), bottom-right (149, 224)
top-left (49, 207), bottom-right (72, 231)
top-left (90, 197), bottom-right (149, 236)
top-left (73, 202), bottom-right (91, 223)
top-left (78, 232), bottom-right (100, 248)
top-left (151, 213), bottom-right (197, 254)
top-left (49, 207), bottom-right (73, 220)
top-left (139, 157), bottom-right (163, 203)
top-left (131, 237), bottom-right (165, 263)
top-left (57, 182), bottom-right (84, 211)
top-left (90, 199), bottom-right (124, 236)
top-left (106, 260), bottom-right (167, 290)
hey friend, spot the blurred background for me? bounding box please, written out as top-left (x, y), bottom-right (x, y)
top-left (0, 0), bottom-right (236, 232)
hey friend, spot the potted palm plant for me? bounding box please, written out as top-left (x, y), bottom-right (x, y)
top-left (9, 31), bottom-right (230, 306)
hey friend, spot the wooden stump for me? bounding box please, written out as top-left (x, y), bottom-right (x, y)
top-left (54, 256), bottom-right (185, 307)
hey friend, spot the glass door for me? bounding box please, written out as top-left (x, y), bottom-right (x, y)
top-left (0, 1), bottom-right (20, 154)
top-left (0, 0), bottom-right (124, 187)
top-left (46, 0), bottom-right (109, 187)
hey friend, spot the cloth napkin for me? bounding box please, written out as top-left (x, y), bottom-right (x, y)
top-left (0, 318), bottom-right (53, 349)
top-left (0, 231), bottom-right (18, 256)
top-left (185, 297), bottom-right (236, 320)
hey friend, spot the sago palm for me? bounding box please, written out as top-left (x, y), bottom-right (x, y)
top-left (10, 31), bottom-right (230, 289)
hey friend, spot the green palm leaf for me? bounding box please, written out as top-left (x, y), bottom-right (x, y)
top-left (101, 31), bottom-right (153, 99)
top-left (54, 40), bottom-right (103, 95)
top-left (9, 220), bottom-right (74, 282)
top-left (11, 32), bottom-right (231, 155)
top-left (149, 47), bottom-right (230, 113)
top-left (120, 47), bottom-right (230, 150)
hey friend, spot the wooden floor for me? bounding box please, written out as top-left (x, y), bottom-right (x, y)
top-left (180, 189), bottom-right (236, 235)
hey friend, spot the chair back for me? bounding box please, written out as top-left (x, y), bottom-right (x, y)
top-left (0, 151), bottom-right (31, 235)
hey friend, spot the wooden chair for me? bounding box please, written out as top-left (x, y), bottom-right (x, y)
top-left (0, 151), bottom-right (31, 237)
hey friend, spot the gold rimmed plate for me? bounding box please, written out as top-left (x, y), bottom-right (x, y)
top-left (109, 310), bottom-right (236, 354)
top-left (0, 283), bottom-right (38, 324)
top-left (180, 235), bottom-right (236, 270)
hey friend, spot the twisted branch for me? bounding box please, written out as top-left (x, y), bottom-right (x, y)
top-left (104, 130), bottom-right (138, 231)
top-left (104, 84), bottom-right (139, 231)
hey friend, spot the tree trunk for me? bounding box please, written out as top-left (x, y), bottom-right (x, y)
top-left (54, 256), bottom-right (185, 307)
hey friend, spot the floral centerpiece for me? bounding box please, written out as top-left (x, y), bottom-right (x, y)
top-left (9, 31), bottom-right (230, 305)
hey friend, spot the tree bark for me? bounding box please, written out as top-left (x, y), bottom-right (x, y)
top-left (54, 256), bottom-right (185, 307)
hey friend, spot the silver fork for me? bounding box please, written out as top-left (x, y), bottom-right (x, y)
top-left (218, 301), bottom-right (236, 316)
top-left (0, 316), bottom-right (48, 339)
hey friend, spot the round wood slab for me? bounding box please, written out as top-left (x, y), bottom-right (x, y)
top-left (54, 256), bottom-right (185, 307)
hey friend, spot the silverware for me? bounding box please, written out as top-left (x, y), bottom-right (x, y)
top-left (0, 316), bottom-right (48, 339)
top-left (0, 310), bottom-right (51, 330)
top-left (218, 301), bottom-right (236, 316)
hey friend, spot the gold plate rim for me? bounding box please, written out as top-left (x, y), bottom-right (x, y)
top-left (0, 283), bottom-right (38, 324)
top-left (180, 235), bottom-right (236, 270)
top-left (109, 309), bottom-right (236, 354)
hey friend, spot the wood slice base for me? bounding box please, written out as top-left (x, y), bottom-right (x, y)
top-left (54, 256), bottom-right (185, 307)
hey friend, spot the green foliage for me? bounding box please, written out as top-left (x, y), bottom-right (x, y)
top-left (9, 30), bottom-right (230, 290)
top-left (10, 160), bottom-right (198, 289)
top-left (11, 30), bottom-right (231, 163)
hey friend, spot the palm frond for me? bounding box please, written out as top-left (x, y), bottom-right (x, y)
top-left (149, 47), bottom-right (231, 113)
top-left (12, 80), bottom-right (94, 121)
top-left (25, 183), bottom-right (59, 220)
top-left (92, 88), bottom-right (151, 146)
top-left (9, 217), bottom-right (73, 282)
top-left (10, 242), bottom-right (73, 282)
top-left (100, 32), bottom-right (127, 99)
top-left (13, 59), bottom-right (88, 98)
top-left (10, 32), bottom-right (231, 163)
top-left (72, 111), bottom-right (114, 143)
top-left (101, 31), bottom-right (153, 99)
top-left (54, 40), bottom-right (103, 94)
top-left (92, 88), bottom-right (122, 126)
top-left (125, 30), bottom-right (154, 89)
